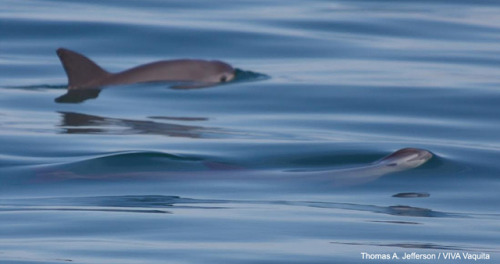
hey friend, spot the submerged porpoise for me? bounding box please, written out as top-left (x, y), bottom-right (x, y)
top-left (295, 148), bottom-right (433, 186)
top-left (35, 148), bottom-right (433, 187)
top-left (56, 48), bottom-right (235, 89)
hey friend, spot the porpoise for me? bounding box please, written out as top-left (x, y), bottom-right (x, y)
top-left (296, 148), bottom-right (433, 186)
top-left (35, 148), bottom-right (433, 187)
top-left (56, 48), bottom-right (235, 89)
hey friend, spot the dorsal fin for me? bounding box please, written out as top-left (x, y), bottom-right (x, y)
top-left (56, 48), bottom-right (110, 89)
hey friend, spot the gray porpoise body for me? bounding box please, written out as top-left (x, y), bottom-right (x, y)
top-left (56, 48), bottom-right (235, 89)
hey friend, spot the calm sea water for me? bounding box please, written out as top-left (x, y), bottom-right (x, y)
top-left (1, 0), bottom-right (499, 263)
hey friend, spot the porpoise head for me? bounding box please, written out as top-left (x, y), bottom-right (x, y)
top-left (378, 148), bottom-right (433, 170)
top-left (202, 60), bottom-right (235, 83)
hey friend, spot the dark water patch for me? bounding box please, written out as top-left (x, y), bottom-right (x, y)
top-left (393, 192), bottom-right (430, 198)
top-left (370, 220), bottom-right (421, 225)
top-left (148, 116), bottom-right (208, 121)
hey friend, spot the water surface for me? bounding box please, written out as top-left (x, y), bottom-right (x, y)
top-left (1, 0), bottom-right (499, 263)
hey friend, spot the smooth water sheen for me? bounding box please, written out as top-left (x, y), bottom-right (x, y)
top-left (1, 0), bottom-right (500, 263)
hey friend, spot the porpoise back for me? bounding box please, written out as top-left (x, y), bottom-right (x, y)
top-left (56, 48), bottom-right (235, 89)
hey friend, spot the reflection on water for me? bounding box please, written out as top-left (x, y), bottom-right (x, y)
top-left (385, 205), bottom-right (451, 218)
top-left (282, 201), bottom-right (459, 218)
top-left (58, 111), bottom-right (221, 138)
top-left (0, 195), bottom-right (463, 219)
top-left (0, 206), bottom-right (170, 214)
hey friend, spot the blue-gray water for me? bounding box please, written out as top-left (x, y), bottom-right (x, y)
top-left (1, 0), bottom-right (499, 263)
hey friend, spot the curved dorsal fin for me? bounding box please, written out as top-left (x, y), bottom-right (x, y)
top-left (56, 48), bottom-right (110, 89)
